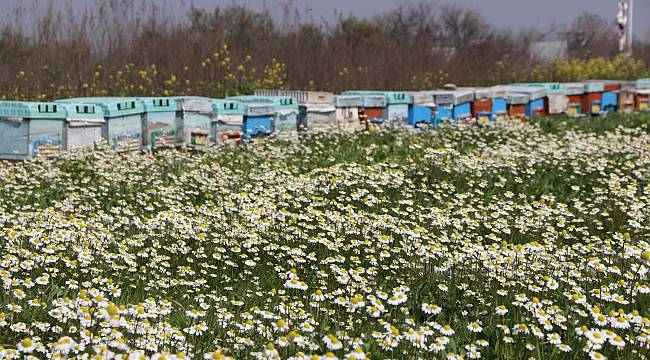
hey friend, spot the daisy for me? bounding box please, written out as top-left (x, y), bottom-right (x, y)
top-left (467, 322), bottom-right (483, 333)
top-left (440, 324), bottom-right (455, 336)
top-left (495, 305), bottom-right (508, 315)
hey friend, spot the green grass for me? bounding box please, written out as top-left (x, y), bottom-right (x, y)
top-left (0, 114), bottom-right (649, 359)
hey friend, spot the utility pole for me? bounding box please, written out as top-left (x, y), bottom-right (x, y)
top-left (628, 0), bottom-right (634, 57)
top-left (617, 0), bottom-right (633, 57)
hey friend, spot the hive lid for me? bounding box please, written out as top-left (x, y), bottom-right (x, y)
top-left (255, 90), bottom-right (334, 104)
top-left (636, 78), bottom-right (650, 90)
top-left (57, 97), bottom-right (146, 117)
top-left (174, 96), bottom-right (214, 113)
top-left (60, 103), bottom-right (106, 122)
top-left (212, 99), bottom-right (245, 115)
top-left (138, 97), bottom-right (178, 112)
top-left (502, 86), bottom-right (546, 100)
top-left (0, 101), bottom-right (66, 120)
top-left (334, 95), bottom-right (363, 108)
top-left (563, 83), bottom-right (586, 95)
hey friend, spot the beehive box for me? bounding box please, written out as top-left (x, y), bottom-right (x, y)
top-left (255, 91), bottom-right (335, 132)
top-left (563, 83), bottom-right (585, 115)
top-left (346, 93), bottom-right (386, 126)
top-left (500, 88), bottom-right (530, 120)
top-left (57, 97), bottom-right (144, 152)
top-left (139, 97), bottom-right (178, 150)
top-left (342, 91), bottom-right (408, 125)
top-left (407, 92), bottom-right (436, 127)
top-left (300, 103), bottom-right (337, 132)
top-left (635, 90), bottom-right (650, 111)
top-left (230, 96), bottom-right (298, 139)
top-left (485, 86), bottom-right (508, 121)
top-left (0, 101), bottom-right (65, 160)
top-left (212, 99), bottom-right (244, 145)
top-left (636, 79), bottom-right (650, 111)
top-left (512, 82), bottom-right (568, 114)
top-left (255, 90), bottom-right (333, 104)
top-left (432, 90), bottom-right (474, 123)
top-left (271, 96), bottom-right (299, 138)
top-left (361, 95), bottom-right (387, 124)
top-left (334, 95), bottom-right (363, 132)
top-left (174, 97), bottom-right (214, 147)
top-left (227, 99), bottom-right (276, 140)
top-left (60, 103), bottom-right (105, 152)
top-left (619, 81), bottom-right (636, 113)
top-left (580, 82), bottom-right (604, 115)
top-left (601, 89), bottom-right (619, 113)
top-left (471, 88), bottom-right (496, 125)
top-left (505, 86), bottom-right (547, 118)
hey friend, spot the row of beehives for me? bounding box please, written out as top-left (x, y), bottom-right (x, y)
top-left (0, 79), bottom-right (649, 160)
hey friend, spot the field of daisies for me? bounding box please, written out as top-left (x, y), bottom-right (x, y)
top-left (1, 114), bottom-right (650, 360)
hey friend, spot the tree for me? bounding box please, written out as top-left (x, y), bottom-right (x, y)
top-left (438, 5), bottom-right (490, 48)
top-left (567, 12), bottom-right (618, 58)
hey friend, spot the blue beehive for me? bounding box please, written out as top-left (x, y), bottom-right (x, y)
top-left (585, 80), bottom-right (622, 113)
top-left (174, 96), bottom-right (214, 147)
top-left (60, 102), bottom-right (106, 151)
top-left (227, 96), bottom-right (276, 139)
top-left (229, 95), bottom-right (299, 139)
top-left (212, 99), bottom-right (244, 145)
top-left (255, 90), bottom-right (336, 132)
top-left (139, 97), bottom-right (178, 150)
top-left (601, 91), bottom-right (617, 112)
top-left (56, 97), bottom-right (145, 152)
top-left (0, 101), bottom-right (66, 160)
top-left (407, 92), bottom-right (436, 127)
top-left (432, 90), bottom-right (474, 124)
top-left (485, 86), bottom-right (508, 121)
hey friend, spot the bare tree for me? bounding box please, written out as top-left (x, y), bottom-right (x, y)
top-left (567, 12), bottom-right (618, 58)
top-left (438, 5), bottom-right (490, 48)
top-left (377, 1), bottom-right (439, 44)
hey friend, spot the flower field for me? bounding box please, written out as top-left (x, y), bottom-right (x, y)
top-left (1, 115), bottom-right (650, 359)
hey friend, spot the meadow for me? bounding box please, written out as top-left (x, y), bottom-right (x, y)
top-left (0, 115), bottom-right (649, 359)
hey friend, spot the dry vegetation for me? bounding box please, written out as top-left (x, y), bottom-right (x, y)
top-left (0, 0), bottom-right (649, 100)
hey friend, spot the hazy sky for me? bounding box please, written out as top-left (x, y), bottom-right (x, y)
top-left (3, 0), bottom-right (649, 40)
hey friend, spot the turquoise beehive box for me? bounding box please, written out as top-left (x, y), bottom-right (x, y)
top-left (139, 97), bottom-right (179, 150)
top-left (56, 97), bottom-right (145, 152)
top-left (0, 101), bottom-right (66, 160)
top-left (212, 99), bottom-right (245, 145)
top-left (60, 102), bottom-right (106, 151)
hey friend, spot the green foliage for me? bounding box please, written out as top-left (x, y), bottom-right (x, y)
top-left (0, 115), bottom-right (649, 359)
top-left (531, 56), bottom-right (650, 82)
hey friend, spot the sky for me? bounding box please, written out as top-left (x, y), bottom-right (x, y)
top-left (2, 0), bottom-right (649, 40)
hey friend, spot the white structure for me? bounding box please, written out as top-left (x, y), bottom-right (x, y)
top-left (529, 41), bottom-right (568, 63)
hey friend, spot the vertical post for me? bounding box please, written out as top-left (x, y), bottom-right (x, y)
top-left (628, 0), bottom-right (634, 57)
